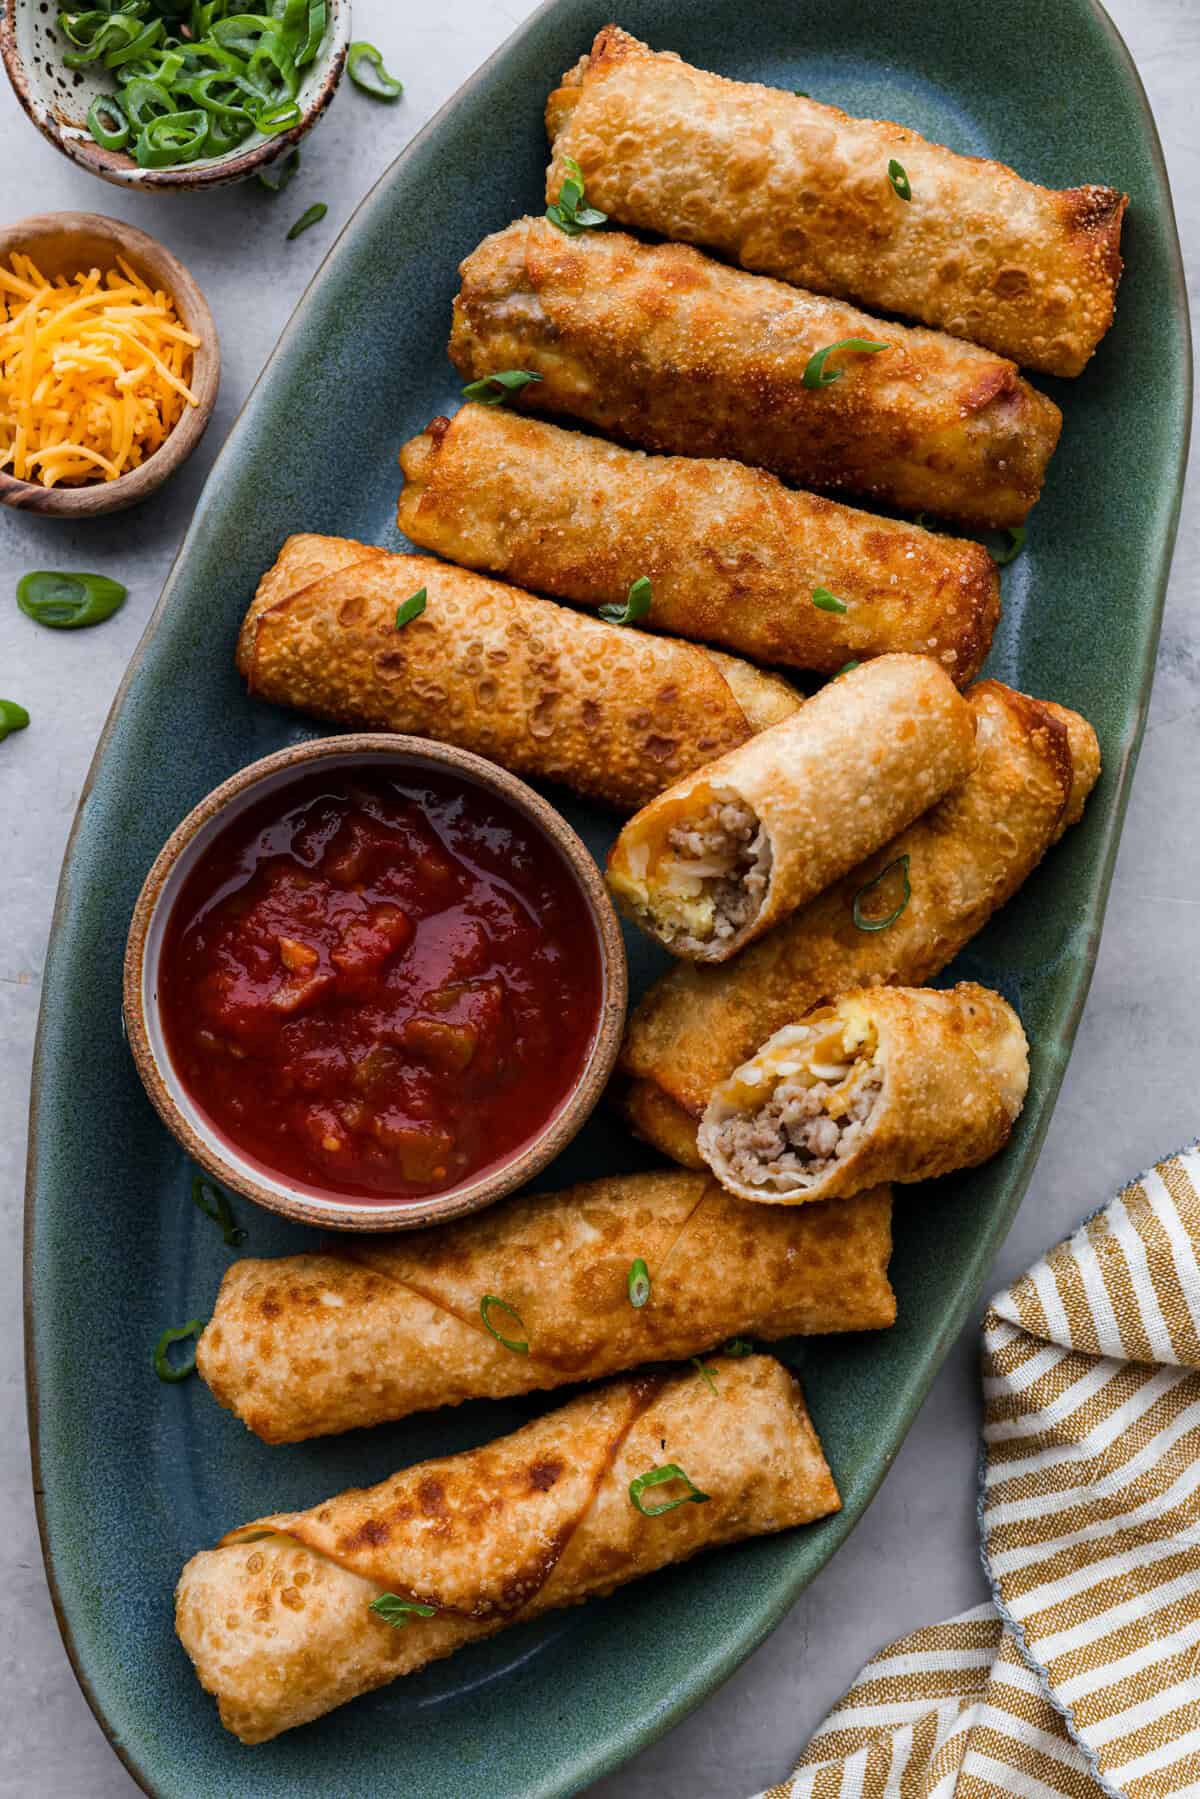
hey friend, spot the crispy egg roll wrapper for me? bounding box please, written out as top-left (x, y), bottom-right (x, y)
top-left (198, 1170), bottom-right (894, 1443)
top-left (449, 217), bottom-right (1062, 528)
top-left (620, 680), bottom-right (1099, 1152)
top-left (176, 1355), bottom-right (839, 1743)
top-left (699, 983), bottom-right (1029, 1205)
top-left (239, 538), bottom-right (799, 811)
top-left (398, 406), bottom-right (1000, 683)
top-left (607, 655), bottom-right (977, 962)
top-left (546, 27), bottom-right (1126, 378)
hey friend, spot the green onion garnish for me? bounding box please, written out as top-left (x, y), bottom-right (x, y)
top-left (190, 1174), bottom-right (245, 1248)
top-left (722, 1337), bottom-right (755, 1356)
top-left (16, 571), bottom-right (127, 631)
top-left (153, 1318), bottom-right (204, 1383)
top-left (546, 154), bottom-right (607, 236)
top-left (812, 586), bottom-right (848, 614)
top-left (461, 369), bottom-right (543, 406)
top-left (888, 159), bottom-right (912, 201)
top-left (87, 93), bottom-right (130, 150)
top-left (692, 1358), bottom-right (718, 1393)
top-left (395, 588), bottom-right (428, 630)
top-left (794, 88), bottom-right (809, 97)
top-left (0, 701), bottom-right (30, 742)
top-left (258, 146), bottom-right (300, 192)
top-left (288, 202), bottom-right (328, 240)
top-left (369, 1594), bottom-right (437, 1628)
top-left (852, 854), bottom-right (912, 932)
top-left (629, 1464), bottom-right (710, 1517)
top-left (347, 40), bottom-right (403, 100)
top-left (627, 1258), bottom-right (651, 1309)
top-left (599, 576), bottom-right (652, 626)
top-left (480, 1294), bottom-right (528, 1354)
top-left (802, 338), bottom-right (890, 389)
top-left (834, 661), bottom-right (860, 678)
top-left (992, 526), bottom-right (1027, 566)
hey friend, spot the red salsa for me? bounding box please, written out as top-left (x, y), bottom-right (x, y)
top-left (158, 764), bottom-right (603, 1201)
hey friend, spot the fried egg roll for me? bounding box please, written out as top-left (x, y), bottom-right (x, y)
top-left (546, 27), bottom-right (1127, 377)
top-left (176, 1355), bottom-right (839, 1743)
top-left (397, 405), bottom-right (1000, 683)
top-left (699, 984), bottom-right (1028, 1205)
top-left (198, 1171), bottom-right (894, 1444)
top-left (238, 536), bottom-right (800, 812)
top-left (619, 681), bottom-right (1099, 1157)
top-left (607, 655), bottom-right (976, 961)
top-left (449, 217), bottom-right (1062, 528)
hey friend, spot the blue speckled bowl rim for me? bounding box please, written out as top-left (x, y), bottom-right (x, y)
top-left (23, 0), bottom-right (1192, 1793)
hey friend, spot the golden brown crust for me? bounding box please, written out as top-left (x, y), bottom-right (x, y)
top-left (620, 680), bottom-right (1099, 1140)
top-left (545, 26), bottom-right (1127, 376)
top-left (176, 1357), bottom-right (839, 1742)
top-left (241, 538), bottom-right (801, 811)
top-left (449, 218), bottom-right (1063, 528)
top-left (397, 405), bottom-right (1000, 683)
top-left (197, 1172), bottom-right (895, 1442)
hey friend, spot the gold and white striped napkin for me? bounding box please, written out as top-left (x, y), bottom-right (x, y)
top-left (755, 1143), bottom-right (1200, 1799)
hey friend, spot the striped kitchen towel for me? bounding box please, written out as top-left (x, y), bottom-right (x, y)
top-left (755, 1143), bottom-right (1200, 1799)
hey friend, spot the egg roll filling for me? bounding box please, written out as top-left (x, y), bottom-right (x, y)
top-left (706, 1010), bottom-right (883, 1193)
top-left (620, 791), bottom-right (772, 952)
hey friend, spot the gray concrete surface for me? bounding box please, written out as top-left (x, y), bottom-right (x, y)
top-left (1, 2), bottom-right (1196, 1793)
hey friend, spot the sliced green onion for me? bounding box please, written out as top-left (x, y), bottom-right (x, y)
top-left (546, 153), bottom-right (607, 236)
top-left (0, 701), bottom-right (30, 742)
top-left (812, 586), bottom-right (848, 614)
top-left (802, 338), bottom-right (890, 389)
top-left (87, 92), bottom-right (130, 150)
top-left (888, 158), bottom-right (912, 201)
top-left (287, 201), bottom-right (328, 239)
top-left (255, 97), bottom-right (301, 134)
top-left (721, 1337), bottom-right (755, 1356)
top-left (794, 88), bottom-right (809, 97)
top-left (395, 588), bottom-right (427, 630)
top-left (480, 1294), bottom-right (528, 1354)
top-left (258, 145), bottom-right (300, 191)
top-left (296, 0), bottom-right (327, 68)
top-left (627, 1258), bottom-right (651, 1309)
top-left (992, 526), bottom-right (1027, 566)
top-left (692, 1358), bottom-right (718, 1394)
top-left (190, 1173), bottom-right (245, 1248)
top-left (17, 571), bottom-right (127, 630)
top-left (347, 39), bottom-right (403, 99)
top-left (629, 1464), bottom-right (710, 1517)
top-left (852, 854), bottom-right (912, 932)
top-left (461, 369), bottom-right (543, 405)
top-left (153, 1318), bottom-right (204, 1383)
top-left (834, 660), bottom-right (861, 678)
top-left (369, 1594), bottom-right (437, 1628)
top-left (599, 575), bottom-right (652, 627)
top-left (135, 107), bottom-right (208, 167)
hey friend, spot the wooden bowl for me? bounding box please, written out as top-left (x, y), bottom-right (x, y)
top-left (123, 734), bottom-right (630, 1233)
top-left (0, 211), bottom-right (219, 518)
top-left (0, 0), bottom-right (350, 190)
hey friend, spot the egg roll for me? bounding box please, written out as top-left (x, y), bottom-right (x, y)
top-left (546, 27), bottom-right (1127, 377)
top-left (607, 656), bottom-right (977, 962)
top-left (620, 680), bottom-right (1100, 1157)
top-left (397, 405), bottom-right (1000, 683)
top-left (699, 984), bottom-right (1029, 1205)
top-left (449, 217), bottom-right (1062, 528)
top-left (176, 1355), bottom-right (839, 1744)
top-left (238, 537), bottom-right (800, 812)
top-left (198, 1171), bottom-right (894, 1444)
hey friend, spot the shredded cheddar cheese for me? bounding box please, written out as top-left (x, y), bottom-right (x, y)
top-left (0, 251), bottom-right (200, 488)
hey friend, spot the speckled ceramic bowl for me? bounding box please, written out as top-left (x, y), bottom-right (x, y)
top-left (123, 733), bottom-right (628, 1232)
top-left (0, 0), bottom-right (350, 190)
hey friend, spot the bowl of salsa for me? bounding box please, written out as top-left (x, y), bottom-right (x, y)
top-left (124, 735), bottom-right (627, 1230)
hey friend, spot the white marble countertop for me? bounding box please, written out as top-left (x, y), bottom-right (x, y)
top-left (1, 3), bottom-right (1196, 1793)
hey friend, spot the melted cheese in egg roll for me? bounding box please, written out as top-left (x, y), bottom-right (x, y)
top-left (546, 26), bottom-right (1127, 377)
top-left (176, 1356), bottom-right (839, 1743)
top-left (449, 217), bottom-right (1062, 528)
top-left (699, 984), bottom-right (1028, 1204)
top-left (607, 656), bottom-right (976, 961)
top-left (619, 681), bottom-right (1099, 1157)
top-left (198, 1171), bottom-right (894, 1443)
top-left (238, 536), bottom-right (799, 811)
top-left (397, 406), bottom-right (1000, 683)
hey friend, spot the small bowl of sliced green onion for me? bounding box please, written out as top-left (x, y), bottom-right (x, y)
top-left (0, 0), bottom-right (351, 189)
